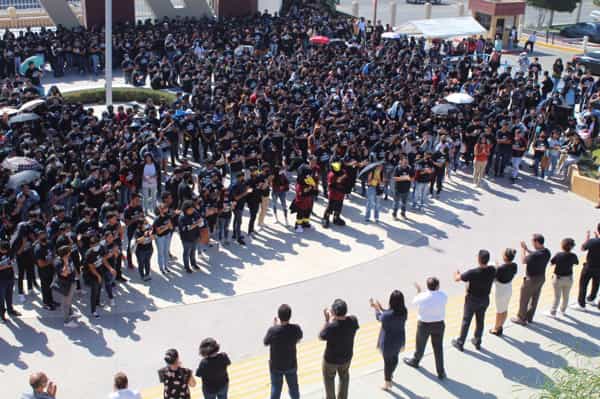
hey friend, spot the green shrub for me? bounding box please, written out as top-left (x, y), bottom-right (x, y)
top-left (537, 365), bottom-right (600, 399)
top-left (62, 88), bottom-right (176, 105)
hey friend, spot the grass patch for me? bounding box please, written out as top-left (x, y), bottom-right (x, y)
top-left (62, 88), bottom-right (176, 105)
top-left (537, 365), bottom-right (600, 399)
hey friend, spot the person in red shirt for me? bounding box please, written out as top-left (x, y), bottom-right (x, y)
top-left (292, 166), bottom-right (317, 233)
top-left (323, 162), bottom-right (348, 228)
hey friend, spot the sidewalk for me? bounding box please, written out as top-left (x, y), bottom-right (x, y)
top-left (302, 305), bottom-right (600, 399)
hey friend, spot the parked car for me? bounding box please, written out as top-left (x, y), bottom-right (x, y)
top-left (560, 22), bottom-right (600, 43)
top-left (572, 51), bottom-right (600, 75)
top-left (406, 0), bottom-right (442, 4)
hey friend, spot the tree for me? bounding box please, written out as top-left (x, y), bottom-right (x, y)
top-left (527, 0), bottom-right (580, 27)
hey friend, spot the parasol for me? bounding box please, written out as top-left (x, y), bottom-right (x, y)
top-left (358, 161), bottom-right (385, 178)
top-left (7, 170), bottom-right (41, 189)
top-left (309, 36), bottom-right (330, 45)
top-left (8, 113), bottom-right (40, 125)
top-left (445, 92), bottom-right (474, 105)
top-left (1, 156), bottom-right (42, 173)
top-left (381, 32), bottom-right (406, 40)
top-left (431, 103), bottom-right (458, 116)
top-left (19, 55), bottom-right (44, 75)
top-left (18, 99), bottom-right (46, 112)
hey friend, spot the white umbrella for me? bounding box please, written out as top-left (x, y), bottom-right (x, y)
top-left (234, 45), bottom-right (254, 56)
top-left (1, 156), bottom-right (42, 173)
top-left (445, 92), bottom-right (474, 105)
top-left (7, 170), bottom-right (41, 189)
top-left (0, 107), bottom-right (19, 116)
top-left (9, 113), bottom-right (40, 125)
top-left (18, 99), bottom-right (46, 112)
top-left (381, 31), bottom-right (406, 40)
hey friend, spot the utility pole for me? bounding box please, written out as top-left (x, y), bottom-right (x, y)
top-left (105, 0), bottom-right (113, 106)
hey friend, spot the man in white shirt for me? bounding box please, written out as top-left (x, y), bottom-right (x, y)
top-left (108, 372), bottom-right (141, 399)
top-left (403, 277), bottom-right (448, 379)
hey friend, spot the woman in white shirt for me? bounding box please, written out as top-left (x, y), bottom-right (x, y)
top-left (142, 153), bottom-right (159, 215)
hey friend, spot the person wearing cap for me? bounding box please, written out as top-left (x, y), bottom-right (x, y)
top-left (178, 200), bottom-right (203, 272)
top-left (33, 229), bottom-right (58, 311)
top-left (0, 240), bottom-right (22, 322)
top-left (319, 299), bottom-right (359, 399)
top-left (158, 349), bottom-right (196, 399)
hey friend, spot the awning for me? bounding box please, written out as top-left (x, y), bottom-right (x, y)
top-left (396, 16), bottom-right (486, 39)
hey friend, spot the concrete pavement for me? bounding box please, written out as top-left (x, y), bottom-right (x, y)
top-left (2, 167), bottom-right (599, 399)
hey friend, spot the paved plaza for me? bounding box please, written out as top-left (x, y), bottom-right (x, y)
top-left (2, 161), bottom-right (599, 398)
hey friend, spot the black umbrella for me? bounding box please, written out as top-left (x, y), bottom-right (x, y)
top-left (431, 103), bottom-right (458, 116)
top-left (358, 160), bottom-right (384, 179)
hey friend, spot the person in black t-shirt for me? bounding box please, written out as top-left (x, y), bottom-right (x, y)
top-left (391, 156), bottom-right (413, 219)
top-left (494, 123), bottom-right (513, 177)
top-left (134, 223), bottom-right (154, 281)
top-left (264, 304), bottom-right (303, 399)
top-left (452, 249), bottom-right (496, 351)
top-left (195, 338), bottom-right (231, 399)
top-left (510, 129), bottom-right (527, 183)
top-left (512, 234), bottom-right (551, 325)
top-left (579, 225), bottom-right (600, 309)
top-left (33, 229), bottom-right (58, 311)
top-left (124, 194), bottom-right (144, 269)
top-left (319, 299), bottom-right (359, 399)
top-left (158, 349), bottom-right (196, 399)
top-left (153, 202), bottom-right (174, 275)
top-left (549, 238), bottom-right (578, 316)
top-left (490, 248), bottom-right (518, 336)
top-left (0, 241), bottom-right (21, 321)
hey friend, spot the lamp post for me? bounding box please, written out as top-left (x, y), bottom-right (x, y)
top-left (105, 0), bottom-right (113, 106)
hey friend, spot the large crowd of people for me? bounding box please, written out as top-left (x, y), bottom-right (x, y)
top-left (0, 0), bottom-right (596, 324)
top-left (2, 0), bottom-right (600, 397)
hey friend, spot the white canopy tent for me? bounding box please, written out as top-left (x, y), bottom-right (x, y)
top-left (395, 16), bottom-right (486, 39)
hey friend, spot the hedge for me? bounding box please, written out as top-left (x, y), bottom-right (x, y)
top-left (62, 88), bottom-right (177, 105)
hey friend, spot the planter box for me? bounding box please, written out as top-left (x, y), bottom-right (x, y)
top-left (571, 167), bottom-right (599, 203)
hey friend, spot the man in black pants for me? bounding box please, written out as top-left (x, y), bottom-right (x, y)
top-left (33, 230), bottom-right (58, 311)
top-left (451, 250), bottom-right (496, 351)
top-left (578, 225), bottom-right (600, 309)
top-left (246, 167), bottom-right (262, 236)
top-left (123, 194), bottom-right (144, 269)
top-left (404, 277), bottom-right (447, 379)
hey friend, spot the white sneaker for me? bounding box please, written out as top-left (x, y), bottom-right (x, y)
top-left (109, 299), bottom-right (116, 307)
top-left (18, 294), bottom-right (25, 303)
top-left (92, 311), bottom-right (100, 318)
top-left (570, 303), bottom-right (586, 311)
top-left (295, 226), bottom-right (304, 233)
top-left (64, 320), bottom-right (78, 328)
top-left (546, 310), bottom-right (557, 318)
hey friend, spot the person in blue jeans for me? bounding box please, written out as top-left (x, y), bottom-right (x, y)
top-left (365, 164), bottom-right (384, 222)
top-left (264, 304), bottom-right (303, 399)
top-left (196, 338), bottom-right (231, 399)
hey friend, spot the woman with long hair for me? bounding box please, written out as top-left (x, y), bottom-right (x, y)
top-left (370, 290), bottom-right (407, 390)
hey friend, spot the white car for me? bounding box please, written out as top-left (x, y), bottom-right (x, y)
top-left (591, 10), bottom-right (600, 21)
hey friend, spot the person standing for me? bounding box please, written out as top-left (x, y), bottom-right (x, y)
top-left (391, 156), bottom-right (413, 219)
top-left (153, 203), bottom-right (174, 275)
top-left (451, 250), bottom-right (496, 351)
top-left (158, 349), bottom-right (196, 399)
top-left (510, 130), bottom-right (527, 183)
top-left (0, 241), bottom-right (21, 322)
top-left (141, 153), bottom-right (161, 216)
top-left (229, 172), bottom-right (249, 245)
top-left (124, 194), bottom-right (144, 269)
top-left (473, 136), bottom-right (491, 187)
top-left (134, 223), bottom-right (154, 282)
top-left (403, 277), bottom-right (447, 380)
top-left (578, 225), bottom-right (600, 309)
top-left (412, 152), bottom-right (433, 210)
top-left (490, 248), bottom-right (518, 336)
top-left (270, 166), bottom-right (289, 225)
top-left (524, 31), bottom-right (536, 53)
top-left (365, 164), bottom-right (384, 223)
top-left (108, 372), bottom-right (141, 399)
top-left (195, 338), bottom-right (231, 399)
top-left (319, 299), bottom-right (359, 399)
top-left (33, 230), bottom-right (58, 311)
top-left (20, 372), bottom-right (57, 399)
top-left (549, 238), bottom-right (578, 316)
top-left (178, 201), bottom-right (202, 273)
top-left (369, 290), bottom-right (407, 391)
top-left (54, 246), bottom-right (78, 328)
top-left (512, 234), bottom-right (551, 325)
top-left (323, 162), bottom-right (348, 228)
top-left (293, 168), bottom-right (317, 233)
top-left (264, 304), bottom-right (303, 399)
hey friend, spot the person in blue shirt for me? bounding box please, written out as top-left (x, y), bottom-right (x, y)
top-left (370, 290), bottom-right (407, 391)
